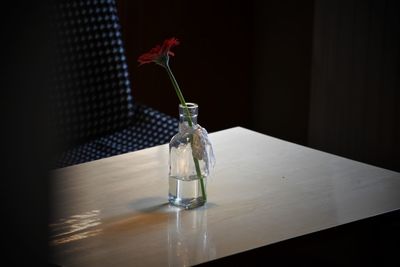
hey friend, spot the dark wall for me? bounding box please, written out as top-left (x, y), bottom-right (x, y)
top-left (252, 1), bottom-right (314, 145)
top-left (117, 0), bottom-right (253, 132)
top-left (1, 2), bottom-right (52, 265)
top-left (309, 0), bottom-right (400, 171)
top-left (117, 0), bottom-right (314, 139)
top-left (116, 0), bottom-right (399, 172)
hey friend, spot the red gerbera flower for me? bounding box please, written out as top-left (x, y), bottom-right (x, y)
top-left (138, 37), bottom-right (180, 67)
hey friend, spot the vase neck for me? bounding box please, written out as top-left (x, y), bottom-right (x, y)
top-left (178, 103), bottom-right (198, 131)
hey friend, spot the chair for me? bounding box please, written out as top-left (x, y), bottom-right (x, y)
top-left (52, 0), bottom-right (177, 168)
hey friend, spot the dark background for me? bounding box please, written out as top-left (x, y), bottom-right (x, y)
top-left (1, 0), bottom-right (399, 265)
top-left (117, 0), bottom-right (399, 172)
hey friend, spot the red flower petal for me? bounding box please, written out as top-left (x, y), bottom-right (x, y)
top-left (138, 38), bottom-right (180, 66)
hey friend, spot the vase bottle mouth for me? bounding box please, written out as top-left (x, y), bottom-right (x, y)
top-left (179, 102), bottom-right (198, 125)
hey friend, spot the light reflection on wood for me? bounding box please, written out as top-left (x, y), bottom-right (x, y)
top-left (49, 127), bottom-right (400, 266)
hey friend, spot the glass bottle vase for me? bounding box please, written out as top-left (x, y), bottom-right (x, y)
top-left (169, 103), bottom-right (211, 209)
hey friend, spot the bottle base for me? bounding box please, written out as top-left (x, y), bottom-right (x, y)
top-left (168, 194), bottom-right (206, 210)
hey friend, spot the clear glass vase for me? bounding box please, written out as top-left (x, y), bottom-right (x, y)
top-left (169, 103), bottom-right (212, 209)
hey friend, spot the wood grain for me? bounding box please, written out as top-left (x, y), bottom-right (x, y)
top-left (50, 127), bottom-right (400, 266)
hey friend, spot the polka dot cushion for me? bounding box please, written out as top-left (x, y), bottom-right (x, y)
top-left (56, 103), bottom-right (178, 168)
top-left (52, 0), bottom-right (134, 145)
top-left (52, 0), bottom-right (179, 167)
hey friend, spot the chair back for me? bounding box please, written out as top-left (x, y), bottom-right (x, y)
top-left (52, 0), bottom-right (134, 146)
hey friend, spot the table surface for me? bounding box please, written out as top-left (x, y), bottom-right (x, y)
top-left (50, 127), bottom-right (400, 266)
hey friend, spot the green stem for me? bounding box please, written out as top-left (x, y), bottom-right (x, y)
top-left (165, 64), bottom-right (207, 202)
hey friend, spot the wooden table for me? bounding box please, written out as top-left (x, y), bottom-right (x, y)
top-left (50, 127), bottom-right (400, 266)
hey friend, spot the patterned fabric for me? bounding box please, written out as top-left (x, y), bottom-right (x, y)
top-left (52, 0), bottom-right (179, 167)
top-left (52, 0), bottom-right (134, 145)
top-left (56, 104), bottom-right (178, 168)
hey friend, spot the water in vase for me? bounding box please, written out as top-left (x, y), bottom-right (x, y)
top-left (168, 175), bottom-right (206, 209)
top-left (168, 143), bottom-right (207, 209)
